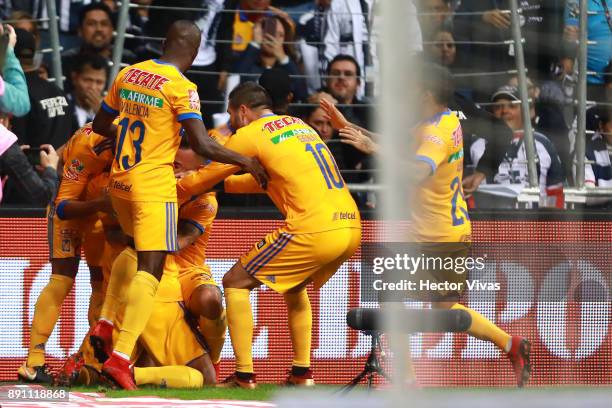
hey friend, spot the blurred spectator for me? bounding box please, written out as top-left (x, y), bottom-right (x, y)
top-left (322, 54), bottom-right (372, 130)
top-left (0, 24), bottom-right (30, 117)
top-left (9, 11), bottom-right (40, 45)
top-left (324, 0), bottom-right (377, 97)
top-left (11, 28), bottom-right (72, 149)
top-left (235, 15), bottom-right (307, 101)
top-left (190, 0), bottom-right (226, 129)
top-left (61, 3), bottom-right (136, 90)
top-left (297, 0), bottom-right (331, 94)
top-left (453, 0), bottom-right (564, 100)
top-left (507, 77), bottom-right (571, 183)
top-left (0, 95), bottom-right (59, 206)
top-left (216, 0), bottom-right (296, 76)
top-left (67, 53), bottom-right (108, 134)
top-left (564, 0), bottom-right (612, 95)
top-left (258, 67), bottom-right (293, 115)
top-left (142, 0), bottom-right (226, 128)
top-left (416, 0), bottom-right (452, 39)
top-left (539, 54), bottom-right (577, 125)
top-left (425, 29), bottom-right (471, 98)
top-left (490, 85), bottom-right (565, 204)
top-left (581, 108), bottom-right (612, 188)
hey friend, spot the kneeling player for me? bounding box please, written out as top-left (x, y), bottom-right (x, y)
top-left (18, 124), bottom-right (113, 384)
top-left (177, 82), bottom-right (362, 388)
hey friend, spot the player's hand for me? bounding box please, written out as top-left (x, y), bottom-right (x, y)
top-left (339, 126), bottom-right (378, 155)
top-left (94, 192), bottom-right (114, 214)
top-left (462, 171), bottom-right (486, 197)
top-left (241, 157), bottom-right (269, 190)
top-left (482, 9), bottom-right (511, 29)
top-left (320, 98), bottom-right (349, 131)
top-left (38, 144), bottom-right (59, 171)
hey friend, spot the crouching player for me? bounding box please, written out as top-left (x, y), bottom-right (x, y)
top-left (18, 124), bottom-right (114, 384)
top-left (177, 82), bottom-right (362, 388)
top-left (87, 140), bottom-right (225, 388)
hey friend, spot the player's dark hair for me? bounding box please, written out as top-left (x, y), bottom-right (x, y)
top-left (79, 3), bottom-right (114, 27)
top-left (418, 62), bottom-right (454, 105)
top-left (327, 54), bottom-right (361, 80)
top-left (229, 82), bottom-right (273, 111)
top-left (72, 53), bottom-right (109, 77)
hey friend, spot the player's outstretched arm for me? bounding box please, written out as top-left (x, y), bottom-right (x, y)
top-left (182, 118), bottom-right (269, 189)
top-left (225, 174), bottom-right (266, 194)
top-left (92, 108), bottom-right (118, 140)
top-left (56, 195), bottom-right (113, 220)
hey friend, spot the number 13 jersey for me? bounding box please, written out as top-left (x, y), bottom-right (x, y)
top-left (101, 59), bottom-right (202, 202)
top-left (413, 110), bottom-right (471, 243)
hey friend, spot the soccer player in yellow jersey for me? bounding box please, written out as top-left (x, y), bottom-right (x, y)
top-left (324, 64), bottom-right (531, 387)
top-left (18, 124), bottom-right (114, 384)
top-left (176, 82), bottom-right (362, 388)
top-left (89, 20), bottom-right (267, 389)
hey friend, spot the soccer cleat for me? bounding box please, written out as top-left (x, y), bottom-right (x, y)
top-left (56, 352), bottom-right (85, 387)
top-left (101, 352), bottom-right (137, 390)
top-left (217, 372), bottom-right (257, 389)
top-left (285, 368), bottom-right (315, 387)
top-left (17, 364), bottom-right (54, 384)
top-left (90, 320), bottom-right (114, 363)
top-left (507, 336), bottom-right (531, 387)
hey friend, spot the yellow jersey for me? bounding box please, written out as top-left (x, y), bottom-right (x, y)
top-left (178, 114), bottom-right (360, 234)
top-left (175, 192), bottom-right (218, 275)
top-left (55, 123), bottom-right (114, 206)
top-left (101, 59), bottom-right (202, 202)
top-left (412, 110), bottom-right (471, 242)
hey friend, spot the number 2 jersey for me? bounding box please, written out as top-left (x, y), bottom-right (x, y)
top-left (413, 110), bottom-right (471, 243)
top-left (101, 59), bottom-right (202, 202)
top-left (178, 114), bottom-right (361, 234)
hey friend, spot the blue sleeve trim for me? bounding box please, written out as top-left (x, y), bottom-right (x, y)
top-left (56, 200), bottom-right (69, 220)
top-left (177, 112), bottom-right (202, 122)
top-left (101, 101), bottom-right (119, 116)
top-left (182, 218), bottom-right (205, 235)
top-left (415, 155), bottom-right (437, 174)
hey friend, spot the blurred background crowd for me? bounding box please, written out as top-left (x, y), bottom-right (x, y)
top-left (0, 0), bottom-right (610, 209)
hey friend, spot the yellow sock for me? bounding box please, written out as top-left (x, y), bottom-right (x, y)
top-left (452, 303), bottom-right (512, 351)
top-left (27, 274), bottom-right (74, 367)
top-left (113, 271), bottom-right (159, 357)
top-left (284, 289), bottom-right (312, 368)
top-left (99, 248), bottom-right (138, 322)
top-left (199, 310), bottom-right (227, 365)
top-left (134, 366), bottom-right (203, 388)
top-left (225, 288), bottom-right (253, 373)
top-left (88, 281), bottom-right (104, 327)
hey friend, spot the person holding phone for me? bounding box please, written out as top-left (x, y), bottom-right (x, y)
top-left (235, 15), bottom-right (307, 102)
top-left (0, 120), bottom-right (59, 205)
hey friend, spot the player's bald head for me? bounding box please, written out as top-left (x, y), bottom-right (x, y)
top-left (162, 20), bottom-right (201, 68)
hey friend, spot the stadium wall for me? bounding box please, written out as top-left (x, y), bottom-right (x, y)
top-left (0, 213), bottom-right (610, 386)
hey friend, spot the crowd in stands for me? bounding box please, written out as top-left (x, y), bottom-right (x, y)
top-left (0, 0), bottom-right (610, 209)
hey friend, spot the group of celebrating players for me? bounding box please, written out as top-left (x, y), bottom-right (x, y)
top-left (16, 19), bottom-right (531, 390)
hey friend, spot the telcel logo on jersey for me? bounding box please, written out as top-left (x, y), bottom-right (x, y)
top-left (111, 180), bottom-right (132, 193)
top-left (333, 211), bottom-right (357, 221)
